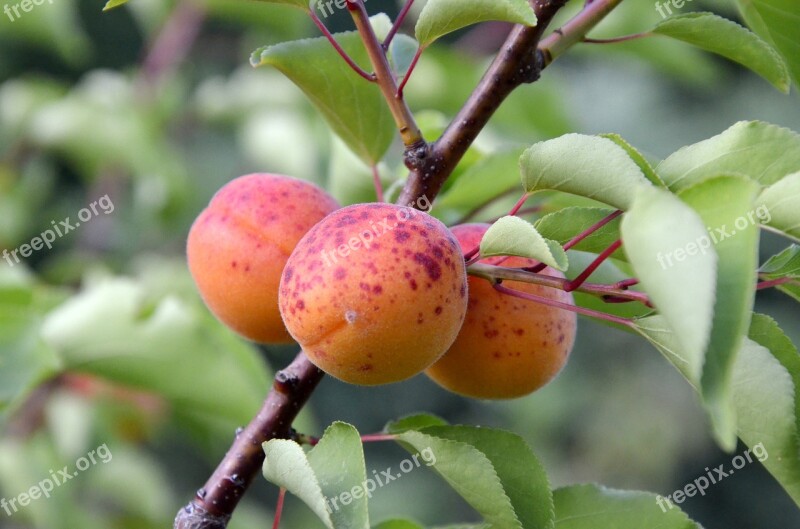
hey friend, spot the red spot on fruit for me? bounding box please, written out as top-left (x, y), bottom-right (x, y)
top-left (435, 306), bottom-right (443, 315)
top-left (413, 252), bottom-right (442, 281)
top-left (334, 267), bottom-right (347, 280)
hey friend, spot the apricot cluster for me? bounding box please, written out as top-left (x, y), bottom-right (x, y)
top-left (187, 173), bottom-right (339, 343)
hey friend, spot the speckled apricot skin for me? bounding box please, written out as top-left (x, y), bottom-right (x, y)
top-left (425, 223), bottom-right (577, 399)
top-left (279, 203), bottom-right (468, 385)
top-left (187, 173), bottom-right (339, 343)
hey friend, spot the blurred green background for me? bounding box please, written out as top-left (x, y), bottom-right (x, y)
top-left (0, 0), bottom-right (798, 528)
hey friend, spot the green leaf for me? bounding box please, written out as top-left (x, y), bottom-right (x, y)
top-left (653, 13), bottom-right (791, 93)
top-left (396, 429), bottom-right (522, 529)
top-left (735, 315), bottom-right (800, 506)
top-left (553, 484), bottom-right (700, 528)
top-left (263, 422), bottom-right (369, 529)
top-left (415, 0), bottom-right (537, 48)
top-left (622, 186), bottom-right (717, 381)
top-left (386, 413), bottom-right (448, 434)
top-left (599, 133), bottom-right (664, 187)
top-left (263, 439), bottom-right (334, 529)
top-left (102, 0), bottom-right (129, 11)
top-left (777, 282), bottom-right (800, 302)
top-left (251, 15), bottom-right (395, 165)
top-left (658, 121), bottom-right (800, 192)
top-left (41, 277), bottom-right (270, 445)
top-left (308, 422), bottom-right (370, 529)
top-left (760, 245), bottom-right (800, 278)
top-left (534, 207), bottom-right (621, 257)
top-left (389, 34), bottom-right (420, 78)
top-left (480, 216), bottom-right (568, 272)
top-left (678, 176), bottom-right (761, 450)
top-left (418, 426), bottom-right (554, 529)
top-left (755, 171), bottom-right (800, 241)
top-left (734, 0), bottom-right (800, 87)
top-left (520, 134), bottom-right (652, 210)
top-left (259, 0), bottom-right (310, 10)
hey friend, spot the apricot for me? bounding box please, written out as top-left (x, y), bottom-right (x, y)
top-left (425, 223), bottom-right (576, 399)
top-left (278, 203), bottom-right (468, 385)
top-left (187, 173), bottom-right (339, 343)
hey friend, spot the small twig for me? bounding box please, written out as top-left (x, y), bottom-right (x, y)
top-left (582, 32), bottom-right (650, 44)
top-left (565, 239), bottom-right (623, 292)
top-left (383, 0), bottom-right (415, 50)
top-left (361, 433), bottom-right (398, 442)
top-left (494, 283), bottom-right (635, 327)
top-left (469, 262), bottom-right (651, 307)
top-left (371, 165), bottom-right (385, 202)
top-left (396, 47), bottom-right (423, 98)
top-left (309, 8), bottom-right (377, 82)
top-left (538, 0), bottom-right (626, 67)
top-left (756, 277), bottom-right (797, 290)
top-left (272, 488), bottom-right (286, 529)
top-left (347, 0), bottom-right (424, 146)
top-left (564, 210), bottom-right (622, 251)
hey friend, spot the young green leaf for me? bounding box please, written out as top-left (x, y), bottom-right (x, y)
top-left (480, 216), bottom-right (568, 272)
top-left (734, 0), bottom-right (800, 87)
top-left (678, 176), bottom-right (761, 451)
top-left (653, 13), bottom-right (791, 93)
top-left (553, 484), bottom-right (700, 528)
top-left (389, 34), bottom-right (420, 78)
top-left (307, 422), bottom-right (370, 529)
top-left (415, 0), bottom-right (537, 48)
top-left (658, 121), bottom-right (800, 192)
top-left (396, 430), bottom-right (522, 529)
top-left (251, 15), bottom-right (395, 165)
top-left (420, 426), bottom-right (554, 529)
top-left (622, 186), bottom-right (717, 381)
top-left (263, 439), bottom-right (334, 529)
top-left (263, 422), bottom-right (369, 529)
top-left (599, 133), bottom-right (664, 187)
top-left (534, 207), bottom-right (622, 257)
top-left (755, 171), bottom-right (800, 241)
top-left (759, 245), bottom-right (800, 279)
top-left (735, 315), bottom-right (800, 507)
top-left (102, 0), bottom-right (129, 11)
top-left (520, 134), bottom-right (652, 210)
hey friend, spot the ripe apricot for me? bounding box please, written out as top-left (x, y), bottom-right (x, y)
top-left (187, 173), bottom-right (339, 343)
top-left (279, 203), bottom-right (468, 385)
top-left (425, 223), bottom-right (576, 399)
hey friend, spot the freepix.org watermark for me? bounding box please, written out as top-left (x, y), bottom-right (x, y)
top-left (312, 0), bottom-right (371, 19)
top-left (321, 195), bottom-right (432, 268)
top-left (4, 0), bottom-right (55, 23)
top-left (2, 194), bottom-right (114, 267)
top-left (325, 446), bottom-right (436, 513)
top-left (656, 205), bottom-right (770, 270)
top-left (1, 443), bottom-right (113, 517)
top-left (655, 0), bottom-right (693, 18)
top-left (656, 442), bottom-right (768, 513)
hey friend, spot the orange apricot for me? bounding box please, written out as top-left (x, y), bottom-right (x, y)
top-left (279, 203), bottom-right (468, 385)
top-left (425, 223), bottom-right (577, 399)
top-left (187, 173), bottom-right (339, 343)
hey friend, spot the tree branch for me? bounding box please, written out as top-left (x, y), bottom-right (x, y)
top-left (174, 354), bottom-right (323, 529)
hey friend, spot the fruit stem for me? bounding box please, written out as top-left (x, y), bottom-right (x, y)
top-left (272, 488), bottom-right (286, 529)
top-left (382, 0), bottom-right (415, 50)
top-left (347, 0), bottom-right (425, 147)
top-left (508, 193), bottom-right (531, 217)
top-left (309, 8), bottom-right (377, 82)
top-left (494, 283), bottom-right (635, 327)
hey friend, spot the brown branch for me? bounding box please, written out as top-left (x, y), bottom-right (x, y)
top-left (174, 354), bottom-right (323, 529)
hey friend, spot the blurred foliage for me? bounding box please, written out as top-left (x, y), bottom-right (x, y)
top-left (0, 0), bottom-right (798, 528)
